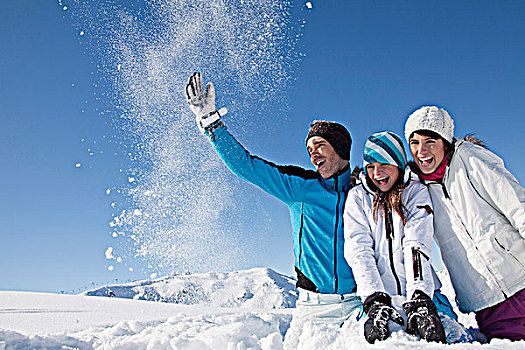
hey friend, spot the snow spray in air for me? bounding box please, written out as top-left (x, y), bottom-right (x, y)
top-left (67, 0), bottom-right (302, 276)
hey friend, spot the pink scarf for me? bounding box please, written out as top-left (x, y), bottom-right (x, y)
top-left (419, 153), bottom-right (449, 182)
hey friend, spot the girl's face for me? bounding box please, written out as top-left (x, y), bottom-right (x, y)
top-left (408, 132), bottom-right (446, 174)
top-left (365, 163), bottom-right (400, 192)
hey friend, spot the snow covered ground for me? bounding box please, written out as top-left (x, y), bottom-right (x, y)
top-left (1, 268), bottom-right (524, 349)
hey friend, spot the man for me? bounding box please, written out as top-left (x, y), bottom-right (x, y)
top-left (185, 73), bottom-right (360, 347)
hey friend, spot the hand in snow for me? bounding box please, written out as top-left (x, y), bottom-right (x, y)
top-left (363, 292), bottom-right (404, 344)
top-left (186, 72), bottom-right (224, 134)
top-left (403, 290), bottom-right (446, 343)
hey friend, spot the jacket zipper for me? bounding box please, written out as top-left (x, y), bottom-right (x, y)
top-left (298, 212), bottom-right (304, 268)
top-left (494, 237), bottom-right (525, 269)
top-left (385, 203), bottom-right (402, 295)
top-left (333, 177), bottom-right (340, 294)
top-left (412, 247), bottom-right (429, 281)
top-left (438, 182), bottom-right (509, 299)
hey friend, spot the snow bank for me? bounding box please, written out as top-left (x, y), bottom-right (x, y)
top-left (84, 267), bottom-right (298, 309)
top-left (2, 268), bottom-right (525, 349)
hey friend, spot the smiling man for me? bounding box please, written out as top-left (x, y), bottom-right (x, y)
top-left (185, 73), bottom-right (360, 347)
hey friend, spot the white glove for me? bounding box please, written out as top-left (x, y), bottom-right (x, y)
top-left (185, 72), bottom-right (227, 134)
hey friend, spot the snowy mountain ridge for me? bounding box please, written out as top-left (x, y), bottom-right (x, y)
top-left (83, 267), bottom-right (299, 309)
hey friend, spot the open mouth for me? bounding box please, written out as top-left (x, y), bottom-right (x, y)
top-left (374, 176), bottom-right (389, 186)
top-left (314, 159), bottom-right (326, 168)
top-left (418, 156), bottom-right (434, 168)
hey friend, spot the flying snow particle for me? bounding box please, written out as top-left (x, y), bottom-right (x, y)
top-left (106, 188), bottom-right (111, 195)
top-left (108, 265), bottom-right (114, 271)
top-left (150, 273), bottom-right (158, 279)
top-left (80, 31), bottom-right (85, 36)
top-left (105, 247), bottom-right (115, 259)
top-left (117, 257), bottom-right (123, 263)
top-left (62, 6), bottom-right (68, 11)
top-left (75, 163), bottom-right (81, 168)
top-left (305, 2), bottom-right (313, 9)
top-left (73, 0), bottom-right (301, 276)
top-left (129, 267), bottom-right (134, 272)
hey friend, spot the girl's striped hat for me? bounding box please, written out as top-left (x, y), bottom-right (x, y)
top-left (363, 131), bottom-right (407, 169)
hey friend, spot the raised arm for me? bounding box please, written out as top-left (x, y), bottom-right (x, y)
top-left (185, 73), bottom-right (308, 205)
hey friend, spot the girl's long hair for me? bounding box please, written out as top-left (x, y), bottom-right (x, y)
top-left (367, 171), bottom-right (407, 225)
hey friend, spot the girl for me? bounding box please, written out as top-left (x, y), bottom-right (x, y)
top-left (344, 131), bottom-right (449, 344)
top-left (405, 106), bottom-right (525, 341)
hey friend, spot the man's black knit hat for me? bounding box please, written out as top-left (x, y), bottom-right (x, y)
top-left (305, 120), bottom-right (352, 160)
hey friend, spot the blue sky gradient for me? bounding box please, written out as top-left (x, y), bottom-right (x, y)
top-left (1, 0), bottom-right (524, 293)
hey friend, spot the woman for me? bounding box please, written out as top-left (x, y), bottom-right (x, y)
top-left (344, 131), bottom-right (468, 344)
top-left (405, 106), bottom-right (525, 341)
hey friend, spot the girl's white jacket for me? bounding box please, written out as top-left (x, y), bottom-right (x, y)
top-left (424, 139), bottom-right (525, 313)
top-left (344, 169), bottom-right (440, 301)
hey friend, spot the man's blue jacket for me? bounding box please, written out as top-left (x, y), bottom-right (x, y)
top-left (210, 125), bottom-right (357, 294)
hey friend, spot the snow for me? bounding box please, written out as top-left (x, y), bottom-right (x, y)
top-left (69, 0), bottom-right (302, 278)
top-left (1, 268), bottom-right (524, 349)
top-left (105, 247), bottom-right (115, 259)
top-left (83, 268), bottom-right (297, 309)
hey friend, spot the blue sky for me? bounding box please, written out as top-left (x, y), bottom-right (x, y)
top-left (1, 0), bottom-right (524, 293)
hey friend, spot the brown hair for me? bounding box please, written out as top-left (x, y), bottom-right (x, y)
top-left (410, 129), bottom-right (452, 154)
top-left (368, 175), bottom-right (407, 225)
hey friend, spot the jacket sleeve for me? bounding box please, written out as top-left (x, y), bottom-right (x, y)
top-left (343, 187), bottom-right (386, 300)
top-left (457, 142), bottom-right (525, 239)
top-left (402, 178), bottom-right (436, 299)
top-left (209, 125), bottom-right (306, 205)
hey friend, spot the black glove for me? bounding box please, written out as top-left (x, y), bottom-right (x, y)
top-left (363, 292), bottom-right (404, 344)
top-left (403, 290), bottom-right (446, 343)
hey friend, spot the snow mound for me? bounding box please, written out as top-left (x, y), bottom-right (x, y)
top-left (84, 267), bottom-right (298, 309)
top-left (3, 269), bottom-right (525, 349)
top-left (0, 312), bottom-right (292, 350)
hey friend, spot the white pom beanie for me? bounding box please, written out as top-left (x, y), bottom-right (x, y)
top-left (404, 106), bottom-right (455, 144)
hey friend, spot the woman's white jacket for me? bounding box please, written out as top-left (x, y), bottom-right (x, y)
top-left (344, 169), bottom-right (440, 301)
top-left (423, 139), bottom-right (525, 313)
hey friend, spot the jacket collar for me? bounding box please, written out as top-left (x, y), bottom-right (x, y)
top-left (319, 164), bottom-right (353, 192)
top-left (418, 138), bottom-right (461, 185)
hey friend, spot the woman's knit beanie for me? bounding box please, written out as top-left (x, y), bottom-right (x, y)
top-left (363, 131), bottom-right (407, 169)
top-left (404, 106), bottom-right (454, 143)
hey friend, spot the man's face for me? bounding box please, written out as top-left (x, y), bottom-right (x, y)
top-left (306, 136), bottom-right (348, 179)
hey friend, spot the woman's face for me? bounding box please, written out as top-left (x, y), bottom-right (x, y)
top-left (408, 132), bottom-right (446, 174)
top-left (365, 163), bottom-right (400, 192)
